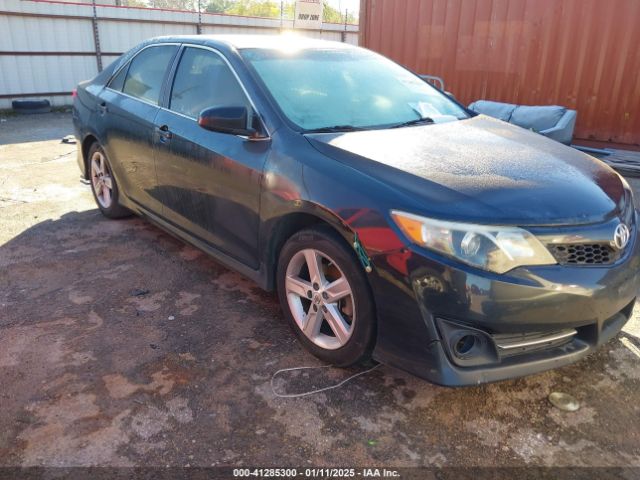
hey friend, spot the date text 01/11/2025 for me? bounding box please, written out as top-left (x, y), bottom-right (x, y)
top-left (232, 468), bottom-right (401, 477)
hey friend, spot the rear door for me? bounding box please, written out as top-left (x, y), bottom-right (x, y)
top-left (153, 45), bottom-right (270, 269)
top-left (98, 44), bottom-right (179, 214)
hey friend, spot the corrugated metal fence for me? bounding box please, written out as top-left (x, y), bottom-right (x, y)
top-left (0, 0), bottom-right (359, 109)
top-left (360, 0), bottom-right (640, 147)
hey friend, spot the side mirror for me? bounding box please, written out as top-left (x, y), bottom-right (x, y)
top-left (198, 106), bottom-right (258, 137)
top-left (445, 91), bottom-right (456, 100)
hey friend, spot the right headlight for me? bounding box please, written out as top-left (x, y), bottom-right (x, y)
top-left (391, 210), bottom-right (557, 274)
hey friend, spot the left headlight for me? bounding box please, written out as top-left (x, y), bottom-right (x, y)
top-left (390, 210), bottom-right (556, 274)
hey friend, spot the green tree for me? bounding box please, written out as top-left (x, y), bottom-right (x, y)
top-left (202, 0), bottom-right (356, 23)
top-left (204, 0), bottom-right (294, 19)
top-left (322, 1), bottom-right (356, 24)
top-left (231, 0), bottom-right (281, 18)
top-left (205, 0), bottom-right (235, 13)
top-left (149, 0), bottom-right (195, 10)
top-left (120, 0), bottom-right (148, 6)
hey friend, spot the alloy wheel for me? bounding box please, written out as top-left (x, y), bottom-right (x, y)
top-left (285, 248), bottom-right (356, 350)
top-left (90, 150), bottom-right (114, 209)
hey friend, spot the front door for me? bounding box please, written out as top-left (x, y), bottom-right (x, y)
top-left (153, 46), bottom-right (269, 269)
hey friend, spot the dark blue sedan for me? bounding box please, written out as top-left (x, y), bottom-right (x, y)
top-left (73, 35), bottom-right (639, 386)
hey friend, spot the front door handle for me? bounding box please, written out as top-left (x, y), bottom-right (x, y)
top-left (156, 124), bottom-right (172, 142)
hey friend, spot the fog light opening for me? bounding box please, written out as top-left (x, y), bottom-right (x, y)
top-left (454, 334), bottom-right (477, 357)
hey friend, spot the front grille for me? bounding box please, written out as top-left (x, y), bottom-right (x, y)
top-left (548, 243), bottom-right (620, 265)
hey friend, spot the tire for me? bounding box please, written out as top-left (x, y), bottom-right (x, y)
top-left (277, 226), bottom-right (376, 367)
top-left (87, 142), bottom-right (131, 219)
top-left (12, 99), bottom-right (51, 114)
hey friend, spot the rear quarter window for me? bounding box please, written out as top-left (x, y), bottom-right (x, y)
top-left (108, 65), bottom-right (128, 91)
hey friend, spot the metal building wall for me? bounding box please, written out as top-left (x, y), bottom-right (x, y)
top-left (360, 0), bottom-right (640, 147)
top-left (0, 0), bottom-right (359, 109)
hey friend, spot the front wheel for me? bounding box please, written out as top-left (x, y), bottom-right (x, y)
top-left (88, 142), bottom-right (131, 219)
top-left (277, 226), bottom-right (376, 366)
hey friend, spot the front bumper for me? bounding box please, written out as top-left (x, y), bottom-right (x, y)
top-left (370, 213), bottom-right (640, 386)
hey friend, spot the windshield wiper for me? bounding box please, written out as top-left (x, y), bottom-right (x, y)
top-left (303, 125), bottom-right (366, 134)
top-left (389, 117), bottom-right (434, 129)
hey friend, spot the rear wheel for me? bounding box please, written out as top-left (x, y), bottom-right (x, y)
top-left (88, 143), bottom-right (131, 219)
top-left (277, 226), bottom-right (376, 366)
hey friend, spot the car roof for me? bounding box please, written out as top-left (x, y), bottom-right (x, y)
top-left (150, 34), bottom-right (357, 51)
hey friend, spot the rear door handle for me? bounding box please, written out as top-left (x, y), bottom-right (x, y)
top-left (156, 124), bottom-right (172, 142)
top-left (98, 101), bottom-right (107, 114)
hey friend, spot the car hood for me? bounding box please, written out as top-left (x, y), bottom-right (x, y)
top-left (306, 115), bottom-right (625, 226)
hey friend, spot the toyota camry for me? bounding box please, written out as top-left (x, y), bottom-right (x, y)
top-left (73, 35), bottom-right (639, 386)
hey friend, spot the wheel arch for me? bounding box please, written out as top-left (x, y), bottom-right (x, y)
top-left (262, 205), bottom-right (364, 291)
top-left (81, 133), bottom-right (99, 180)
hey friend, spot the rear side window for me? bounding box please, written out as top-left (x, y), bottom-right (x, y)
top-left (122, 45), bottom-right (178, 105)
top-left (108, 65), bottom-right (127, 91)
top-left (169, 47), bottom-right (250, 119)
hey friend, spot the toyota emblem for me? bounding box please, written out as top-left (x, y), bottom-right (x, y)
top-left (612, 223), bottom-right (630, 250)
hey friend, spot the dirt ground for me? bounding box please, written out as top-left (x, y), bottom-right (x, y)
top-left (1, 112), bottom-right (639, 470)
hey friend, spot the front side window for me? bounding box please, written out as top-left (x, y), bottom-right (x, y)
top-left (122, 45), bottom-right (178, 105)
top-left (241, 47), bottom-right (468, 131)
top-left (169, 47), bottom-right (250, 119)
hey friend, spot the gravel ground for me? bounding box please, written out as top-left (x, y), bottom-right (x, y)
top-left (1, 112), bottom-right (639, 471)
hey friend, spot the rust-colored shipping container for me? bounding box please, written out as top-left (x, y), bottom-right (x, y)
top-left (360, 0), bottom-right (640, 148)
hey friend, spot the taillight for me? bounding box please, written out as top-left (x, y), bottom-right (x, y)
top-left (72, 89), bottom-right (77, 99)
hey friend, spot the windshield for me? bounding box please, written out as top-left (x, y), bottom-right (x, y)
top-left (241, 47), bottom-right (468, 131)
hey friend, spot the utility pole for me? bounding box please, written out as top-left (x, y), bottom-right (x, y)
top-left (91, 0), bottom-right (102, 71)
top-left (341, 8), bottom-right (347, 42)
top-left (280, 1), bottom-right (284, 32)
